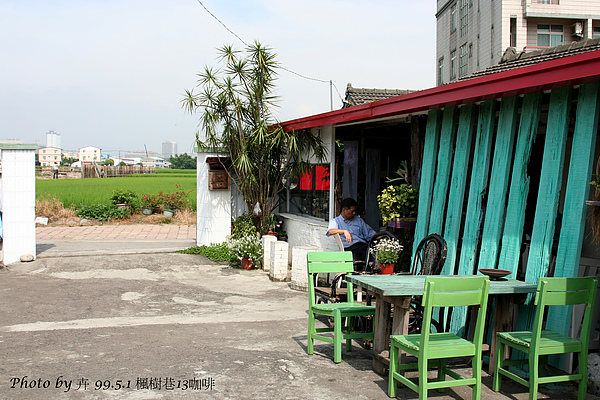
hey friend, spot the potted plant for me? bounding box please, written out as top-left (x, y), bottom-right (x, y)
top-left (227, 235), bottom-right (263, 269)
top-left (377, 184), bottom-right (419, 227)
top-left (160, 185), bottom-right (189, 216)
top-left (371, 236), bottom-right (403, 274)
top-left (140, 193), bottom-right (160, 215)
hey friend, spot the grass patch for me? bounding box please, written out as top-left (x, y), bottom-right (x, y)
top-left (177, 242), bottom-right (237, 263)
top-left (37, 170), bottom-right (197, 210)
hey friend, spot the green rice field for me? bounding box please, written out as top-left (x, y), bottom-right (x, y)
top-left (36, 169), bottom-right (197, 209)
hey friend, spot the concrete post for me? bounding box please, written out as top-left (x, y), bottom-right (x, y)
top-left (261, 235), bottom-right (277, 272)
top-left (269, 240), bottom-right (289, 282)
top-left (291, 246), bottom-right (317, 291)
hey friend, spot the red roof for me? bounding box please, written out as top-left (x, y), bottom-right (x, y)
top-left (280, 49), bottom-right (600, 132)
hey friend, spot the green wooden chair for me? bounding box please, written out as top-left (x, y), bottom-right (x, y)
top-left (492, 276), bottom-right (598, 400)
top-left (388, 275), bottom-right (490, 399)
top-left (307, 251), bottom-right (376, 363)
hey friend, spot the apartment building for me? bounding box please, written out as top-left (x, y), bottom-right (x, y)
top-left (78, 145), bottom-right (101, 164)
top-left (38, 146), bottom-right (62, 166)
top-left (436, 0), bottom-right (600, 84)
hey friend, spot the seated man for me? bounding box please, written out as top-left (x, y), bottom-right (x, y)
top-left (326, 198), bottom-right (376, 268)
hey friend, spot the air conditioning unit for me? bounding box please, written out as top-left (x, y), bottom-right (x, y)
top-left (572, 22), bottom-right (584, 37)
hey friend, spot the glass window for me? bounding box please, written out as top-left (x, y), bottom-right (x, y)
top-left (459, 43), bottom-right (468, 77)
top-left (288, 164), bottom-right (330, 219)
top-left (460, 0), bottom-right (468, 37)
top-left (537, 0), bottom-right (558, 4)
top-left (537, 24), bottom-right (563, 47)
top-left (594, 27), bottom-right (600, 39)
top-left (438, 57), bottom-right (445, 85)
top-left (451, 4), bottom-right (457, 32)
top-left (450, 50), bottom-right (457, 80)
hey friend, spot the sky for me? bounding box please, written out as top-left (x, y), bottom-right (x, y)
top-left (0, 0), bottom-right (436, 157)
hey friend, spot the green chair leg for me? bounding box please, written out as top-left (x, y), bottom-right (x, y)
top-left (492, 340), bottom-right (503, 392)
top-left (333, 309), bottom-right (342, 363)
top-left (346, 316), bottom-right (353, 352)
top-left (418, 356), bottom-right (428, 400)
top-left (307, 311), bottom-right (315, 355)
top-left (578, 350), bottom-right (588, 400)
top-left (388, 342), bottom-right (398, 397)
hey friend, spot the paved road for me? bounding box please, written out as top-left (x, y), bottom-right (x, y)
top-left (0, 226), bottom-right (593, 399)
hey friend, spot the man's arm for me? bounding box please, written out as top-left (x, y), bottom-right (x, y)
top-left (327, 228), bottom-right (353, 243)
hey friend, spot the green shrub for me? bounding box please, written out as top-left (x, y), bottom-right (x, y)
top-left (177, 242), bottom-right (237, 262)
top-left (232, 213), bottom-right (257, 238)
top-left (76, 203), bottom-right (132, 221)
top-left (110, 189), bottom-right (138, 205)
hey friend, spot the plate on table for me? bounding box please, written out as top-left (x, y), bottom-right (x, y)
top-left (478, 268), bottom-right (512, 280)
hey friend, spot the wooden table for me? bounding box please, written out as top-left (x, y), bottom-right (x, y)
top-left (346, 274), bottom-right (537, 375)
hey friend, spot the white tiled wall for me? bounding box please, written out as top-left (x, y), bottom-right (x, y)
top-left (196, 153), bottom-right (231, 246)
top-left (1, 149), bottom-right (36, 264)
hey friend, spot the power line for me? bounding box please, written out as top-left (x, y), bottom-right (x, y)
top-left (193, 0), bottom-right (345, 107)
top-left (194, 0), bottom-right (248, 47)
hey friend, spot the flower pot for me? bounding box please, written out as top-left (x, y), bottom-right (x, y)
top-left (380, 263), bottom-right (394, 275)
top-left (116, 203), bottom-right (131, 209)
top-left (142, 207), bottom-right (153, 215)
top-left (163, 209), bottom-right (174, 217)
top-left (265, 231), bottom-right (277, 236)
top-left (242, 257), bottom-right (253, 270)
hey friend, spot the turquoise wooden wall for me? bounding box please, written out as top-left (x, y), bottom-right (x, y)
top-left (413, 82), bottom-right (600, 336)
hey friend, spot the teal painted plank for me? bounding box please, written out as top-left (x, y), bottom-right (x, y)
top-left (428, 106), bottom-right (456, 236)
top-left (525, 87), bottom-right (572, 284)
top-left (478, 96), bottom-right (520, 270)
top-left (442, 104), bottom-right (476, 276)
top-left (457, 100), bottom-right (497, 275)
top-left (444, 104), bottom-right (477, 336)
top-left (497, 92), bottom-right (543, 274)
top-left (413, 109), bottom-right (442, 257)
top-left (546, 83), bottom-right (600, 340)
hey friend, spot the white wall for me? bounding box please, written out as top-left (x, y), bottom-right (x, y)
top-left (196, 153), bottom-right (231, 246)
top-left (280, 213), bottom-right (339, 264)
top-left (1, 148), bottom-right (36, 264)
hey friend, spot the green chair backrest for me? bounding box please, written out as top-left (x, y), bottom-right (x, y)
top-left (420, 276), bottom-right (490, 344)
top-left (532, 277), bottom-right (598, 346)
top-left (307, 251), bottom-right (355, 308)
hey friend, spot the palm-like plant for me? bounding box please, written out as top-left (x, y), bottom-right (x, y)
top-left (182, 42), bottom-right (326, 232)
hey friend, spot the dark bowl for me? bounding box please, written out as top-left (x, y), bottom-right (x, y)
top-left (478, 268), bottom-right (512, 280)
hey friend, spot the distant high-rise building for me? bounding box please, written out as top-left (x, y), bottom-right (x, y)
top-left (46, 130), bottom-right (61, 149)
top-left (162, 141), bottom-right (177, 159)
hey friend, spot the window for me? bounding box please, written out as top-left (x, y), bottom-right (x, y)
top-left (459, 0), bottom-right (468, 37)
top-left (450, 50), bottom-right (457, 80)
top-left (537, 24), bottom-right (563, 47)
top-left (451, 4), bottom-right (457, 32)
top-left (594, 27), bottom-right (600, 39)
top-left (537, 0), bottom-right (558, 4)
top-left (288, 165), bottom-right (330, 219)
top-left (459, 43), bottom-right (468, 77)
top-left (438, 58), bottom-right (445, 85)
top-left (510, 17), bottom-right (517, 47)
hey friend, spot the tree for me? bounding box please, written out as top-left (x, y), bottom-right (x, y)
top-left (61, 156), bottom-right (78, 166)
top-left (103, 159), bottom-right (114, 166)
top-left (169, 153), bottom-right (197, 169)
top-left (182, 42), bottom-right (326, 233)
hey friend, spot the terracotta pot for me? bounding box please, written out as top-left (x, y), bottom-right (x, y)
top-left (265, 231), bottom-right (277, 236)
top-left (380, 263), bottom-right (394, 275)
top-left (242, 257), bottom-right (253, 270)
